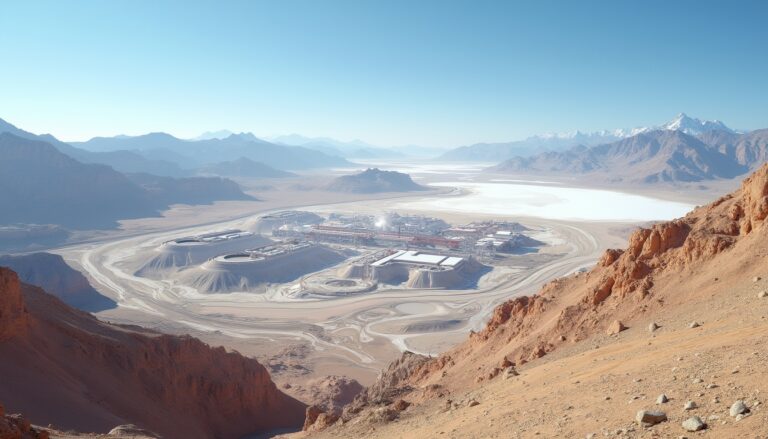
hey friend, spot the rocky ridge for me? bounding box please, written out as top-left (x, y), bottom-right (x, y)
top-left (0, 268), bottom-right (306, 439)
top-left (299, 163), bottom-right (768, 437)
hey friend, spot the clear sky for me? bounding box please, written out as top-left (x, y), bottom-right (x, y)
top-left (1, 0), bottom-right (766, 147)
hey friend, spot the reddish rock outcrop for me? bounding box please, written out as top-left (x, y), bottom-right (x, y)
top-left (284, 375), bottom-right (363, 417)
top-left (0, 403), bottom-right (48, 439)
top-left (0, 268), bottom-right (306, 439)
top-left (0, 270), bottom-right (27, 340)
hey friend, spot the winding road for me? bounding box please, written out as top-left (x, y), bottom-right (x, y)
top-left (56, 204), bottom-right (605, 375)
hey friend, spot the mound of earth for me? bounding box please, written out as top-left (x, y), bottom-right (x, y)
top-left (137, 232), bottom-right (273, 274)
top-left (178, 244), bottom-right (350, 293)
top-left (0, 268), bottom-right (305, 439)
top-left (299, 163), bottom-right (768, 438)
top-left (326, 168), bottom-right (427, 193)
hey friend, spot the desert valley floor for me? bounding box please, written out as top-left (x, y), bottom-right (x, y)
top-left (50, 162), bottom-right (722, 388)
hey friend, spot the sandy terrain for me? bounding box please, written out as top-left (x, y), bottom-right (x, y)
top-left (51, 168), bottom-right (710, 388)
top-left (295, 162), bottom-right (768, 439)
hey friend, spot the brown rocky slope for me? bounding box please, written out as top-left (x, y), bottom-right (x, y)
top-left (0, 268), bottom-right (306, 439)
top-left (301, 163), bottom-right (768, 438)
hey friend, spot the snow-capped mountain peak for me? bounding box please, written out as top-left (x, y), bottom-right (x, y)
top-left (661, 113), bottom-right (734, 135)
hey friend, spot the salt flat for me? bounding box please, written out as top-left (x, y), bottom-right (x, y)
top-left (398, 181), bottom-right (694, 222)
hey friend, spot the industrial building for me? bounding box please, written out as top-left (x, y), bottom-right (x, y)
top-left (339, 249), bottom-right (482, 289)
top-left (248, 210), bottom-right (323, 234)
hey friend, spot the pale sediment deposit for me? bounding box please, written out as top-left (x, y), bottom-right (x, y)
top-left (137, 229), bottom-right (272, 274)
top-left (178, 242), bottom-right (352, 293)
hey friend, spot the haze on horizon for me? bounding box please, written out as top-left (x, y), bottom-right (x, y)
top-left (1, 0), bottom-right (767, 147)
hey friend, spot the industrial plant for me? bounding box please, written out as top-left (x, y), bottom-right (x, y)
top-left (134, 210), bottom-right (544, 295)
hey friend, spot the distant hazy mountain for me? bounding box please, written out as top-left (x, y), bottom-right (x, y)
top-left (326, 168), bottom-right (427, 193)
top-left (197, 157), bottom-right (295, 178)
top-left (191, 129), bottom-right (235, 140)
top-left (271, 134), bottom-right (406, 159)
top-left (438, 132), bottom-right (625, 162)
top-left (0, 118), bottom-right (187, 177)
top-left (440, 113), bottom-right (736, 162)
top-left (125, 173), bottom-right (255, 206)
top-left (0, 133), bottom-right (157, 228)
top-left (0, 133), bottom-right (253, 229)
top-left (491, 129), bottom-right (757, 183)
top-left (75, 132), bottom-right (349, 170)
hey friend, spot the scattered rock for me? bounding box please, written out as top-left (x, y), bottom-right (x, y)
top-left (754, 276), bottom-right (762, 282)
top-left (682, 416), bottom-right (706, 432)
top-left (303, 406), bottom-right (324, 431)
top-left (392, 399), bottom-right (410, 412)
top-left (657, 394), bottom-right (669, 404)
top-left (636, 410), bottom-right (667, 426)
top-left (730, 400), bottom-right (749, 417)
top-left (684, 401), bottom-right (697, 410)
top-left (689, 322), bottom-right (700, 329)
top-left (648, 322), bottom-right (659, 332)
top-left (108, 425), bottom-right (160, 438)
top-left (607, 320), bottom-right (627, 335)
top-left (706, 383), bottom-right (718, 389)
top-left (504, 366), bottom-right (519, 379)
top-left (692, 378), bottom-right (703, 384)
top-left (758, 290), bottom-right (767, 298)
top-left (467, 399), bottom-right (480, 407)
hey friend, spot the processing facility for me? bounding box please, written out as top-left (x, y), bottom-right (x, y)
top-left (340, 249), bottom-right (484, 289)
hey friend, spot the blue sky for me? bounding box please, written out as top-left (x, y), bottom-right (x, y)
top-left (1, 0), bottom-right (766, 147)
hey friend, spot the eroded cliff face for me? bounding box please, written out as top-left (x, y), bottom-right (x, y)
top-left (0, 268), bottom-right (306, 439)
top-left (0, 269), bottom-right (27, 340)
top-left (315, 163), bottom-right (768, 433)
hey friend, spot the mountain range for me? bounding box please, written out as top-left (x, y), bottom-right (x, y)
top-left (197, 157), bottom-right (295, 178)
top-left (270, 134), bottom-right (408, 159)
top-left (439, 113), bottom-right (741, 162)
top-left (490, 126), bottom-right (768, 184)
top-left (0, 132), bottom-right (253, 229)
top-left (73, 131), bottom-right (349, 171)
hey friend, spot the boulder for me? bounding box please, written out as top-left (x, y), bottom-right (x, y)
top-left (607, 320), bottom-right (627, 335)
top-left (682, 416), bottom-right (706, 432)
top-left (730, 400), bottom-right (749, 417)
top-left (636, 410), bottom-right (667, 426)
top-left (392, 399), bottom-right (410, 412)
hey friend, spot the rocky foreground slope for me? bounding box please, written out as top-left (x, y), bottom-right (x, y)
top-left (299, 163), bottom-right (768, 437)
top-left (0, 268), bottom-right (306, 439)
